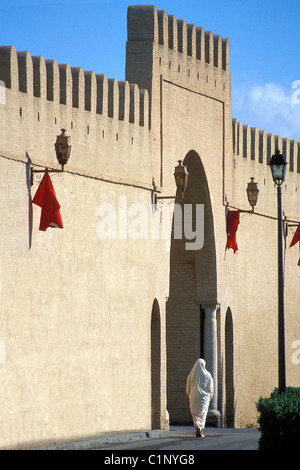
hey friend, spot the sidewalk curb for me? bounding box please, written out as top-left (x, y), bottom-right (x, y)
top-left (45, 430), bottom-right (167, 450)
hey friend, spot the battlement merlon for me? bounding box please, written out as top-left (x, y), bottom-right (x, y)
top-left (232, 118), bottom-right (300, 173)
top-left (127, 5), bottom-right (230, 72)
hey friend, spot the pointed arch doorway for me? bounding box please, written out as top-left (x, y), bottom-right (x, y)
top-left (151, 299), bottom-right (161, 429)
top-left (225, 308), bottom-right (235, 427)
top-left (166, 150), bottom-right (218, 424)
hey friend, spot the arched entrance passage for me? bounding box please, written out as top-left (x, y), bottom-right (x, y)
top-left (166, 150), bottom-right (217, 424)
top-left (183, 150), bottom-right (217, 304)
top-left (225, 307), bottom-right (235, 427)
top-left (151, 299), bottom-right (161, 429)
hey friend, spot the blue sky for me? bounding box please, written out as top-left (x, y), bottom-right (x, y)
top-left (1, 0), bottom-right (300, 141)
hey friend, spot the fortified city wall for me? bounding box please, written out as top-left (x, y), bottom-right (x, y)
top-left (0, 4), bottom-right (299, 447)
top-left (125, 5), bottom-right (300, 427)
top-left (0, 41), bottom-right (164, 448)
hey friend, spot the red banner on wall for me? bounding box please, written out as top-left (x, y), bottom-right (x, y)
top-left (32, 168), bottom-right (63, 232)
top-left (226, 210), bottom-right (240, 254)
top-left (289, 224), bottom-right (300, 266)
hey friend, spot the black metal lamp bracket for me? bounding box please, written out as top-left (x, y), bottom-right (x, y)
top-left (30, 166), bottom-right (64, 186)
top-left (154, 194), bottom-right (176, 205)
top-left (285, 222), bottom-right (299, 238)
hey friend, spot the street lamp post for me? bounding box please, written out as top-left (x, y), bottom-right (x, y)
top-left (269, 148), bottom-right (287, 393)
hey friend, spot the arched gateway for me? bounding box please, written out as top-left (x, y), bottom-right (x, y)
top-left (166, 150), bottom-right (220, 425)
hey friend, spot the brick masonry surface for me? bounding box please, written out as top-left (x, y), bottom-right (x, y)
top-left (0, 5), bottom-right (299, 448)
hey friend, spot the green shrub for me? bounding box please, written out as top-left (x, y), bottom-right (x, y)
top-left (256, 387), bottom-right (300, 450)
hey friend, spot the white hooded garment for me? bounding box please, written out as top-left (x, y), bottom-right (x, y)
top-left (186, 359), bottom-right (214, 429)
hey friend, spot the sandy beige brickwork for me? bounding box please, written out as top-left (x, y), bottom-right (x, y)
top-left (0, 5), bottom-right (299, 447)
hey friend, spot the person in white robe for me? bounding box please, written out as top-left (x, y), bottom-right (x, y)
top-left (186, 358), bottom-right (214, 437)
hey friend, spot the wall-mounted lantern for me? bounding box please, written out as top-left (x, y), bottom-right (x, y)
top-left (225, 176), bottom-right (260, 215)
top-left (173, 160), bottom-right (189, 197)
top-left (155, 160), bottom-right (189, 205)
top-left (54, 128), bottom-right (71, 169)
top-left (246, 177), bottom-right (259, 212)
top-left (30, 128), bottom-right (71, 185)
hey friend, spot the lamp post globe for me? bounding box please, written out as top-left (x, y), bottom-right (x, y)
top-left (270, 148), bottom-right (287, 186)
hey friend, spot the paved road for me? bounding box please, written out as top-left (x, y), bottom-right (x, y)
top-left (92, 426), bottom-right (260, 451)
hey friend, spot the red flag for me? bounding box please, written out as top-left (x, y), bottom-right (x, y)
top-left (289, 224), bottom-right (300, 266)
top-left (32, 168), bottom-right (63, 231)
top-left (226, 210), bottom-right (240, 253)
top-left (289, 224), bottom-right (300, 248)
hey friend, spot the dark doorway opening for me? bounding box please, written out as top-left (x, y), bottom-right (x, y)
top-left (225, 308), bottom-right (235, 427)
top-left (151, 299), bottom-right (161, 429)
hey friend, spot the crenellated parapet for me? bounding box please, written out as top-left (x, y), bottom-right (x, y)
top-left (126, 5), bottom-right (231, 111)
top-left (232, 118), bottom-right (300, 173)
top-left (127, 5), bottom-right (230, 72)
top-left (0, 44), bottom-right (153, 189)
top-left (0, 45), bottom-right (149, 128)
